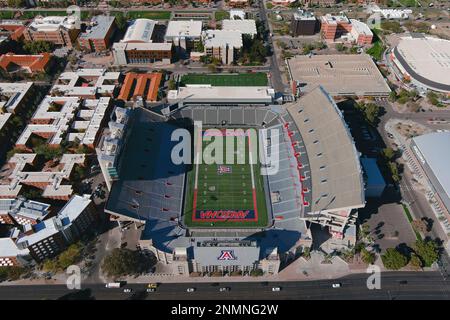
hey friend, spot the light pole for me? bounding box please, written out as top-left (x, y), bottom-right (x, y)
top-left (131, 198), bottom-right (143, 230)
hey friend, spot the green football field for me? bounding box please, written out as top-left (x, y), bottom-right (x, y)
top-left (179, 73), bottom-right (268, 87)
top-left (183, 128), bottom-right (269, 228)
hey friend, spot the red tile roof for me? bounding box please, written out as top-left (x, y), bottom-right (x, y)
top-left (0, 52), bottom-right (52, 73)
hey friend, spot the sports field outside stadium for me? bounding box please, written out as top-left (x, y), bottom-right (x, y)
top-left (183, 128), bottom-right (269, 228)
top-left (179, 73), bottom-right (268, 87)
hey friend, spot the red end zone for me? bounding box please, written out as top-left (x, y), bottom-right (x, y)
top-left (191, 188), bottom-right (259, 222)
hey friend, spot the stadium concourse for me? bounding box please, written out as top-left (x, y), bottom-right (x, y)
top-left (103, 86), bottom-right (364, 276)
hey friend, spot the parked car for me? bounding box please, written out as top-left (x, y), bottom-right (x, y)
top-left (332, 283), bottom-right (341, 288)
top-left (272, 287), bottom-right (281, 292)
top-left (219, 287), bottom-right (230, 292)
top-left (123, 288), bottom-right (132, 293)
top-left (186, 288), bottom-right (196, 293)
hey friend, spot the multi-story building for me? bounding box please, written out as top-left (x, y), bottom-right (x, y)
top-left (78, 15), bottom-right (116, 52)
top-left (23, 16), bottom-right (80, 48)
top-left (228, 0), bottom-right (249, 7)
top-left (113, 42), bottom-right (172, 65)
top-left (0, 53), bottom-right (52, 74)
top-left (164, 20), bottom-right (203, 55)
top-left (117, 72), bottom-right (163, 102)
top-left (290, 10), bottom-right (319, 36)
top-left (0, 195), bottom-right (99, 266)
top-left (320, 14), bottom-right (373, 45)
top-left (202, 29), bottom-right (243, 65)
top-left (320, 14), bottom-right (352, 42)
top-left (0, 20), bottom-right (26, 41)
top-left (349, 19), bottom-right (373, 45)
top-left (222, 19), bottom-right (257, 38)
top-left (96, 107), bottom-right (132, 190)
top-left (51, 69), bottom-right (120, 98)
top-left (112, 18), bottom-right (172, 65)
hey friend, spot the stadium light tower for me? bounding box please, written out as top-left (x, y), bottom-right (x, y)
top-left (131, 198), bottom-right (143, 230)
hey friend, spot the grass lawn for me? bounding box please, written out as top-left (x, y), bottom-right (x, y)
top-left (0, 11), bottom-right (15, 19)
top-left (20, 10), bottom-right (67, 19)
top-left (183, 129), bottom-right (268, 228)
top-left (215, 10), bottom-right (229, 21)
top-left (402, 204), bottom-right (422, 241)
top-left (366, 41), bottom-right (385, 61)
top-left (111, 11), bottom-right (171, 20)
top-left (180, 73), bottom-right (268, 87)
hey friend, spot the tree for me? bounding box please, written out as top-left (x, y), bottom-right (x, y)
top-left (382, 147), bottom-right (396, 161)
top-left (102, 248), bottom-right (156, 278)
top-left (388, 90), bottom-right (397, 102)
top-left (23, 41), bottom-right (55, 54)
top-left (250, 269), bottom-right (264, 276)
top-left (413, 239), bottom-right (439, 267)
top-left (360, 247), bottom-right (376, 265)
top-left (114, 13), bottom-right (128, 32)
top-left (336, 43), bottom-right (345, 52)
top-left (381, 248), bottom-right (408, 270)
top-left (266, 2), bottom-right (273, 9)
top-left (409, 253), bottom-right (423, 270)
top-left (168, 79), bottom-right (176, 90)
top-left (34, 144), bottom-right (64, 161)
top-left (0, 266), bottom-right (26, 282)
top-left (58, 243), bottom-right (82, 270)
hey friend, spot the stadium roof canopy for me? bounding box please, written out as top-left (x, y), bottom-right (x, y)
top-left (286, 86), bottom-right (365, 213)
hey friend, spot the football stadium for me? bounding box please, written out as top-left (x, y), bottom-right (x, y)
top-left (103, 85), bottom-right (364, 276)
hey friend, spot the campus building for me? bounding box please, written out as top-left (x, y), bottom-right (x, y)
top-left (117, 72), bottom-right (163, 102)
top-left (23, 16), bottom-right (80, 48)
top-left (222, 19), bottom-right (257, 38)
top-left (0, 20), bottom-right (26, 41)
top-left (51, 69), bottom-right (120, 98)
top-left (203, 30), bottom-right (243, 65)
top-left (287, 54), bottom-right (391, 97)
top-left (0, 53), bottom-right (52, 74)
top-left (320, 14), bottom-right (373, 45)
top-left (113, 18), bottom-right (172, 66)
top-left (0, 195), bottom-right (98, 266)
top-left (164, 20), bottom-right (202, 55)
top-left (290, 10), bottom-right (319, 36)
top-left (78, 15), bottom-right (116, 52)
top-left (390, 34), bottom-right (450, 94)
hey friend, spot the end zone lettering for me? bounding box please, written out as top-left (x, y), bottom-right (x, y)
top-left (196, 210), bottom-right (255, 220)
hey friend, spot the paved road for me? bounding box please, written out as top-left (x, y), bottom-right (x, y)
top-left (2, 271), bottom-right (450, 300)
top-left (258, 0), bottom-right (286, 93)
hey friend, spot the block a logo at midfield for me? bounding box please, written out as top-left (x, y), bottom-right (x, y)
top-left (218, 250), bottom-right (237, 261)
top-left (217, 165), bottom-right (232, 175)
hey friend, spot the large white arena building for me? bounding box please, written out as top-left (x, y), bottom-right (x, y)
top-left (390, 34), bottom-right (450, 94)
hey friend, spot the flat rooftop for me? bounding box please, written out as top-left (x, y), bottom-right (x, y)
top-left (287, 54), bottom-right (391, 96)
top-left (222, 19), bottom-right (257, 36)
top-left (0, 82), bottom-right (33, 113)
top-left (79, 15), bottom-right (115, 40)
top-left (28, 15), bottom-right (79, 31)
top-left (203, 29), bottom-right (243, 48)
top-left (167, 85), bottom-right (274, 104)
top-left (165, 20), bottom-right (202, 38)
top-left (393, 35), bottom-right (450, 91)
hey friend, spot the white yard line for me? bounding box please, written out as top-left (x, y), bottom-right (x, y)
top-left (194, 126), bottom-right (202, 191)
